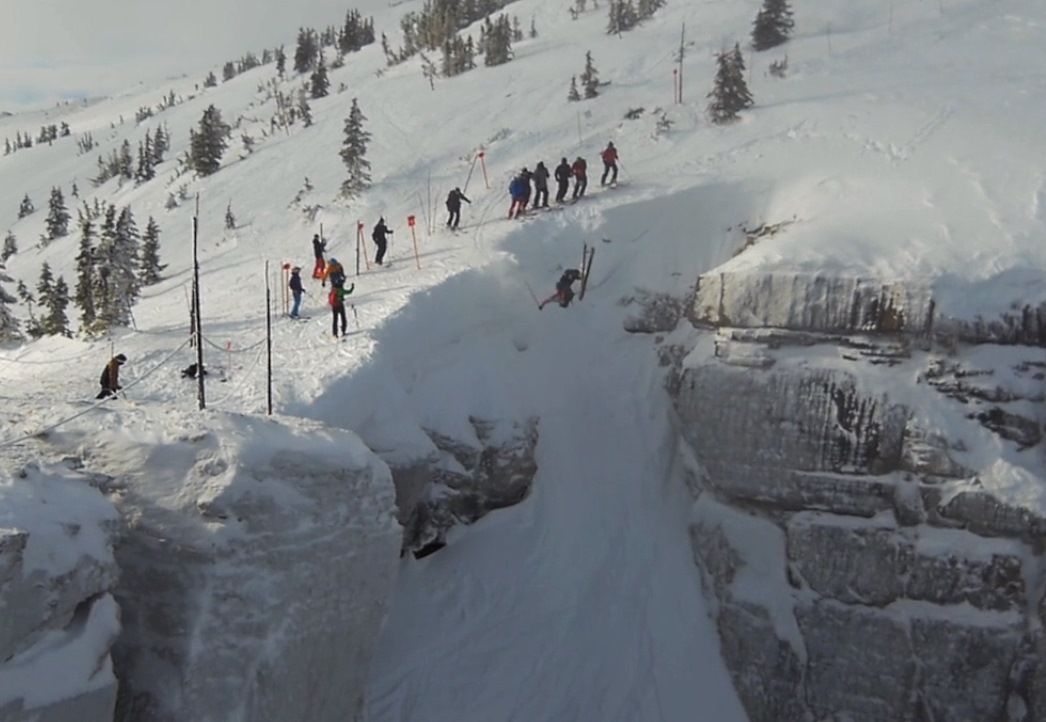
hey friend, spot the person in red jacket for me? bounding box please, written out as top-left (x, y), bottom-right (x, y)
top-left (571, 156), bottom-right (588, 200)
top-left (600, 141), bottom-right (619, 186)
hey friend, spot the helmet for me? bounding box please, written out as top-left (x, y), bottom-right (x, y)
top-left (607, 141), bottom-right (614, 148)
top-left (522, 167), bottom-right (528, 173)
top-left (291, 266), bottom-right (301, 272)
top-left (455, 187), bottom-right (461, 192)
top-left (329, 257), bottom-right (338, 265)
top-left (115, 353), bottom-right (127, 364)
top-left (313, 233), bottom-right (319, 240)
top-left (561, 157), bottom-right (568, 163)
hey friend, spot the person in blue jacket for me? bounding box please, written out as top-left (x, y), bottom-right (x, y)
top-left (288, 266), bottom-right (304, 318)
top-left (508, 173), bottom-right (528, 219)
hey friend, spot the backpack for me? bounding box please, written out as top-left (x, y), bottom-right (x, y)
top-left (329, 289), bottom-right (341, 307)
top-left (328, 263), bottom-right (346, 288)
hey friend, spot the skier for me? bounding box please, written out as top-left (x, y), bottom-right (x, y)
top-left (446, 187), bottom-right (471, 230)
top-left (311, 233), bottom-right (326, 279)
top-left (372, 217), bottom-right (393, 265)
top-left (288, 266), bottom-right (304, 318)
top-left (600, 141), bottom-right (619, 186)
top-left (96, 353), bottom-right (127, 399)
top-left (520, 167), bottom-right (533, 209)
top-left (322, 257), bottom-right (346, 288)
top-left (538, 269), bottom-right (584, 309)
top-left (330, 282), bottom-right (355, 338)
top-left (532, 161), bottom-right (550, 209)
top-left (571, 156), bottom-right (588, 200)
top-left (554, 157), bottom-right (572, 203)
top-left (508, 174), bottom-right (528, 218)
top-left (180, 363), bottom-right (208, 379)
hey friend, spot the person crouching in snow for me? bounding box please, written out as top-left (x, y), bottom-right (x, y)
top-left (97, 353), bottom-right (127, 398)
top-left (330, 283), bottom-right (355, 337)
top-left (539, 269), bottom-right (583, 309)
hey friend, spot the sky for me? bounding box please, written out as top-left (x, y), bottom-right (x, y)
top-left (0, 0), bottom-right (367, 110)
top-left (3, 0), bottom-right (1046, 719)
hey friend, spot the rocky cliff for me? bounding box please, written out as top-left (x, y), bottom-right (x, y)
top-left (659, 271), bottom-right (1046, 721)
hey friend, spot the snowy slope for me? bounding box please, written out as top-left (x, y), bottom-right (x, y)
top-left (3, 0), bottom-right (1046, 718)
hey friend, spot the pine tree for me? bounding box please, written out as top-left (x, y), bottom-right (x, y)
top-left (90, 205), bottom-right (140, 331)
top-left (74, 214), bottom-right (97, 329)
top-left (339, 98), bottom-right (372, 199)
top-left (223, 61), bottom-right (237, 82)
top-left (310, 56), bottom-right (330, 98)
top-left (152, 123), bottom-right (168, 165)
top-left (580, 51), bottom-right (601, 98)
top-left (1, 231), bottom-right (16, 262)
top-left (751, 0), bottom-right (794, 51)
top-left (298, 91), bottom-right (313, 127)
top-left (225, 203), bottom-right (236, 230)
top-left (189, 105), bottom-right (230, 176)
top-left (482, 15), bottom-right (514, 67)
top-left (0, 264), bottom-right (21, 343)
top-left (45, 186), bottom-right (70, 241)
top-left (568, 76), bottom-right (581, 102)
top-left (294, 28), bottom-right (319, 73)
top-left (37, 263), bottom-right (69, 336)
top-left (18, 194), bottom-right (34, 219)
top-left (607, 0), bottom-right (639, 34)
top-left (276, 45), bottom-right (287, 77)
top-left (708, 43), bottom-right (754, 123)
top-left (118, 139), bottom-right (134, 180)
top-left (204, 71), bottom-right (218, 88)
top-left (16, 280), bottom-right (40, 339)
top-left (136, 131), bottom-right (155, 182)
top-left (139, 216), bottom-right (165, 286)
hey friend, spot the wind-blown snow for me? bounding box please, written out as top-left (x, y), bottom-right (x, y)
top-left (2, 0), bottom-right (1046, 718)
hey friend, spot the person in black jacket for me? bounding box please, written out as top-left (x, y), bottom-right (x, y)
top-left (538, 269), bottom-right (583, 309)
top-left (446, 187), bottom-right (471, 229)
top-left (289, 266), bottom-right (304, 318)
top-left (554, 158), bottom-right (572, 203)
top-left (372, 217), bottom-right (393, 265)
top-left (96, 353), bottom-right (127, 399)
top-left (311, 234), bottom-right (326, 279)
top-left (532, 162), bottom-right (550, 209)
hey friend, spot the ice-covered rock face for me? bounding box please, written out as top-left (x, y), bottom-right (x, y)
top-left (672, 271), bottom-right (1046, 722)
top-left (0, 464), bottom-right (121, 722)
top-left (57, 411), bottom-right (400, 722)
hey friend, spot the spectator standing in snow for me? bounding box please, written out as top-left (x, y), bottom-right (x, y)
top-left (330, 283), bottom-right (355, 338)
top-left (600, 142), bottom-right (619, 186)
top-left (289, 266), bottom-right (304, 318)
top-left (508, 174), bottom-right (528, 218)
top-left (571, 156), bottom-right (588, 200)
top-left (311, 233), bottom-right (326, 279)
top-left (372, 217), bottom-right (393, 266)
top-left (554, 157), bottom-right (572, 203)
top-left (532, 162), bottom-right (550, 209)
top-left (520, 167), bottom-right (533, 209)
top-left (446, 187), bottom-right (471, 230)
top-left (96, 353), bottom-right (127, 399)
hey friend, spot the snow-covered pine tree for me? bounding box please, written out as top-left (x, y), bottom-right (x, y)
top-left (708, 43), bottom-right (754, 123)
top-left (139, 216), bottom-right (165, 285)
top-left (580, 51), bottom-right (600, 98)
top-left (74, 214), bottom-right (97, 329)
top-left (310, 56), bottom-right (330, 98)
top-left (1, 231), bottom-right (16, 262)
top-left (136, 131), bottom-right (155, 183)
top-left (45, 186), bottom-right (70, 242)
top-left (152, 123), bottom-right (168, 165)
top-left (204, 71), bottom-right (218, 88)
top-left (340, 98), bottom-right (372, 199)
top-left (276, 45), bottom-right (287, 77)
top-left (118, 139), bottom-right (134, 180)
top-left (90, 205), bottom-right (140, 331)
top-left (18, 193), bottom-right (34, 219)
top-left (294, 28), bottom-right (319, 73)
top-left (225, 203), bottom-right (236, 230)
top-left (751, 0), bottom-right (794, 52)
top-left (37, 262), bottom-right (70, 336)
top-left (482, 15), bottom-right (514, 67)
top-left (16, 280), bottom-right (40, 339)
top-left (189, 105), bottom-right (230, 177)
top-left (222, 61), bottom-right (236, 82)
top-left (0, 264), bottom-right (21, 343)
top-left (607, 0), bottom-right (638, 35)
top-left (636, 0), bottom-right (665, 21)
top-left (298, 91), bottom-right (313, 127)
top-left (568, 76), bottom-right (581, 102)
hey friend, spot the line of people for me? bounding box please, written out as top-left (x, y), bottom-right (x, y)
top-left (508, 142), bottom-right (619, 218)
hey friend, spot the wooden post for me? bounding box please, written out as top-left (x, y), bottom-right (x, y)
top-left (264, 261), bottom-right (272, 415)
top-left (478, 150), bottom-right (489, 189)
top-left (408, 215), bottom-right (420, 269)
top-left (673, 69), bottom-right (678, 105)
top-left (192, 194), bottom-right (205, 410)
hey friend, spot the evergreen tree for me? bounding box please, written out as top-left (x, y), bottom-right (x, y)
top-left (45, 186), bottom-right (70, 241)
top-left (222, 61), bottom-right (237, 82)
top-left (482, 15), bottom-right (514, 67)
top-left (74, 215), bottom-right (97, 329)
top-left (751, 0), bottom-right (794, 51)
top-left (36, 263), bottom-right (69, 336)
top-left (18, 194), bottom-right (34, 219)
top-left (298, 91), bottom-right (313, 127)
top-left (607, 0), bottom-right (639, 34)
top-left (90, 205), bottom-right (140, 330)
top-left (136, 131), bottom-right (155, 182)
top-left (294, 28), bottom-right (319, 73)
top-left (71, 181), bottom-right (79, 198)
top-left (152, 123), bottom-right (168, 165)
top-left (0, 264), bottom-right (21, 343)
top-left (139, 216), bottom-right (165, 286)
top-left (118, 139), bottom-right (134, 180)
top-left (708, 43), bottom-right (753, 123)
top-left (189, 105), bottom-right (230, 176)
top-left (310, 56), bottom-right (330, 98)
top-left (580, 51), bottom-right (600, 98)
top-left (16, 280), bottom-right (40, 339)
top-left (276, 45), bottom-right (287, 77)
top-left (568, 76), bottom-right (581, 102)
top-left (339, 98), bottom-right (372, 199)
top-left (225, 203), bottom-right (236, 230)
top-left (1, 231), bottom-right (16, 262)
top-left (203, 71), bottom-right (218, 87)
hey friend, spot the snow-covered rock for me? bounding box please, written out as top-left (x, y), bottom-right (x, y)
top-left (49, 410), bottom-right (400, 722)
top-left (0, 464), bottom-right (121, 722)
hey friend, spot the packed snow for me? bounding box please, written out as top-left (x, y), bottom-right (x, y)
top-left (2, 0), bottom-right (1046, 718)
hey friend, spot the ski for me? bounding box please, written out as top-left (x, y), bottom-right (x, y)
top-left (578, 245), bottom-right (595, 301)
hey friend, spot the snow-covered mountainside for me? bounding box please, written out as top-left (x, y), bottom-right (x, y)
top-left (3, 0), bottom-right (1046, 720)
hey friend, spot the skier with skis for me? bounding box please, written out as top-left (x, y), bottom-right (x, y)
top-left (508, 173), bottom-right (528, 219)
top-left (96, 353), bottom-right (127, 399)
top-left (600, 141), bottom-right (619, 186)
top-left (538, 269), bottom-right (584, 309)
top-left (372, 217), bottom-right (393, 265)
top-left (330, 282), bottom-right (355, 338)
top-left (322, 257), bottom-right (346, 288)
top-left (520, 167), bottom-right (533, 209)
top-left (446, 187), bottom-right (471, 230)
top-left (532, 161), bottom-right (550, 209)
top-left (311, 233), bottom-right (326, 279)
top-left (571, 156), bottom-right (588, 200)
top-left (288, 266), bottom-right (304, 318)
top-left (554, 157), bottom-right (572, 203)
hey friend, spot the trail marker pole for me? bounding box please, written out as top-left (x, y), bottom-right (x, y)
top-left (408, 215), bottom-right (420, 269)
top-left (264, 261), bottom-right (273, 415)
top-left (192, 194), bottom-right (205, 410)
top-left (281, 263), bottom-right (290, 315)
top-left (478, 150), bottom-right (489, 189)
top-left (463, 152), bottom-right (479, 193)
top-left (673, 69), bottom-right (678, 105)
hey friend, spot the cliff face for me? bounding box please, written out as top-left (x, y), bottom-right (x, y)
top-left (667, 272), bottom-right (1046, 722)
